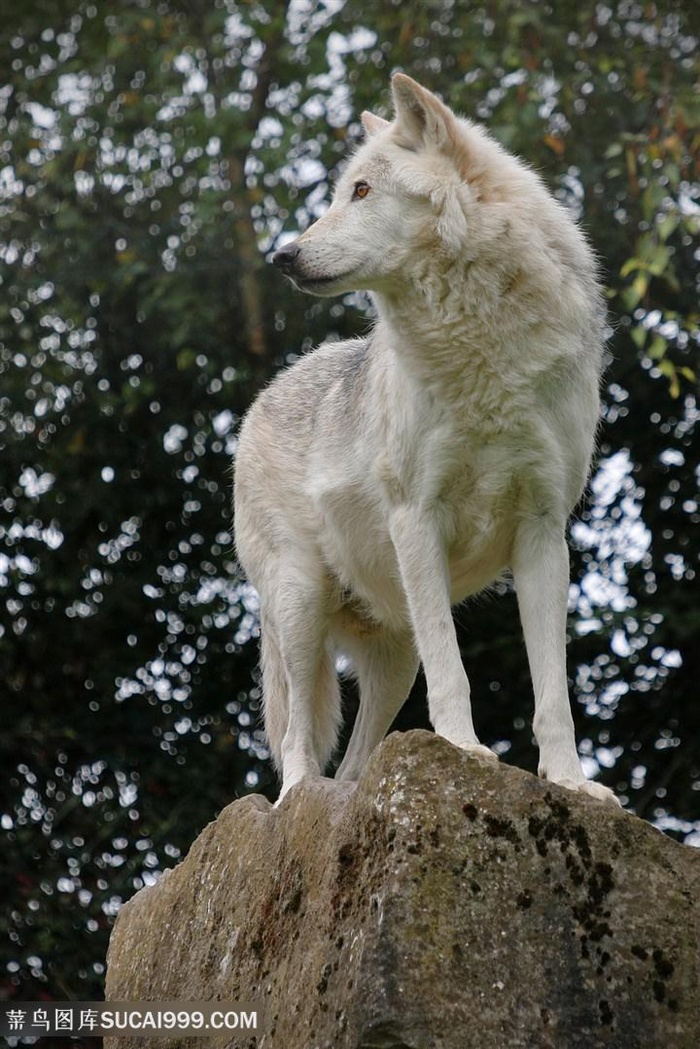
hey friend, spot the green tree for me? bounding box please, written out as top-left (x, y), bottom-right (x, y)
top-left (1, 0), bottom-right (698, 1011)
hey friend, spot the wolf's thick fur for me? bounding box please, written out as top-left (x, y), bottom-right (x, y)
top-left (234, 74), bottom-right (617, 805)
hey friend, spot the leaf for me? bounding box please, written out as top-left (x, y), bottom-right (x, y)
top-left (620, 257), bottom-right (643, 278)
top-left (176, 348), bottom-right (197, 370)
top-left (646, 245), bottom-right (670, 277)
top-left (622, 272), bottom-right (649, 309)
top-left (658, 358), bottom-right (680, 397)
top-left (630, 325), bottom-right (647, 350)
top-left (648, 335), bottom-right (667, 360)
top-left (544, 133), bottom-right (565, 155)
top-left (657, 212), bottom-right (679, 243)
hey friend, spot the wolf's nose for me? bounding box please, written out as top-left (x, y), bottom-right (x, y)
top-left (272, 242), bottom-right (300, 274)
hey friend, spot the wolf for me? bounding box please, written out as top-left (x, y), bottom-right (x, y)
top-left (234, 73), bottom-right (618, 806)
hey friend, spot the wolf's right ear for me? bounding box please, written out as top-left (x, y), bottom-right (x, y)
top-left (390, 73), bottom-right (457, 154)
top-left (361, 111), bottom-right (389, 137)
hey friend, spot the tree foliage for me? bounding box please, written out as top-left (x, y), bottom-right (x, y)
top-left (1, 0), bottom-right (698, 1010)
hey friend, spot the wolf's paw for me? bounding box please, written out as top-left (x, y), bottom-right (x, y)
top-left (275, 772), bottom-right (313, 807)
top-left (273, 784), bottom-right (296, 809)
top-left (454, 740), bottom-right (499, 764)
top-left (555, 777), bottom-right (621, 808)
top-left (275, 770), bottom-right (333, 807)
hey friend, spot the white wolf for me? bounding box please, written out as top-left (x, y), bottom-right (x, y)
top-left (234, 73), bottom-right (617, 806)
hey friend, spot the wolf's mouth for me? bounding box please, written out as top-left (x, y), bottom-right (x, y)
top-left (291, 269), bottom-right (359, 294)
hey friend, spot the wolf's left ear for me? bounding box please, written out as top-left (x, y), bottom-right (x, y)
top-left (390, 73), bottom-right (457, 153)
top-left (361, 111), bottom-right (389, 137)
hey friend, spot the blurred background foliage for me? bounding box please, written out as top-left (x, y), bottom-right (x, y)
top-left (1, 0), bottom-right (698, 1015)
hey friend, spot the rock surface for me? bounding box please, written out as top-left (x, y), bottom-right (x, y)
top-left (105, 730), bottom-right (700, 1048)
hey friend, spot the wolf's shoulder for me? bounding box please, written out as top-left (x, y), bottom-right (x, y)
top-left (269, 335), bottom-right (369, 390)
top-left (250, 335), bottom-right (371, 421)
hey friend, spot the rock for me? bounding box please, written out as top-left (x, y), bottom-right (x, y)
top-left (105, 730), bottom-right (700, 1048)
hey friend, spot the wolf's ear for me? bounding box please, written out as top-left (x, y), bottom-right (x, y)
top-left (390, 73), bottom-right (457, 153)
top-left (361, 111), bottom-right (389, 137)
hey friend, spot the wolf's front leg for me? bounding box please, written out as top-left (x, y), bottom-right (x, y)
top-left (512, 519), bottom-right (619, 806)
top-left (388, 507), bottom-right (495, 763)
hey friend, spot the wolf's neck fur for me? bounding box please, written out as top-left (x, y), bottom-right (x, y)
top-left (370, 257), bottom-right (533, 398)
top-left (370, 208), bottom-right (601, 402)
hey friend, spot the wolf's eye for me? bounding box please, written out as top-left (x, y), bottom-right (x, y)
top-left (353, 181), bottom-right (371, 200)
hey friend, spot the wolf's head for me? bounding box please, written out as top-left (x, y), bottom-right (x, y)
top-left (272, 74), bottom-right (512, 298)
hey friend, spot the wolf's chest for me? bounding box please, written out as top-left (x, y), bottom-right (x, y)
top-left (382, 413), bottom-right (522, 514)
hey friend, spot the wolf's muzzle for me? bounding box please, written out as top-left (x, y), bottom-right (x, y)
top-left (272, 242), bottom-right (300, 275)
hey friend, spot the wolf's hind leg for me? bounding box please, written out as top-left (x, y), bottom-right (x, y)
top-left (259, 622), bottom-right (288, 773)
top-left (264, 577), bottom-right (341, 802)
top-left (335, 628), bottom-right (419, 781)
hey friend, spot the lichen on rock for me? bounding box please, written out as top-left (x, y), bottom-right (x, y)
top-left (106, 730), bottom-right (700, 1048)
